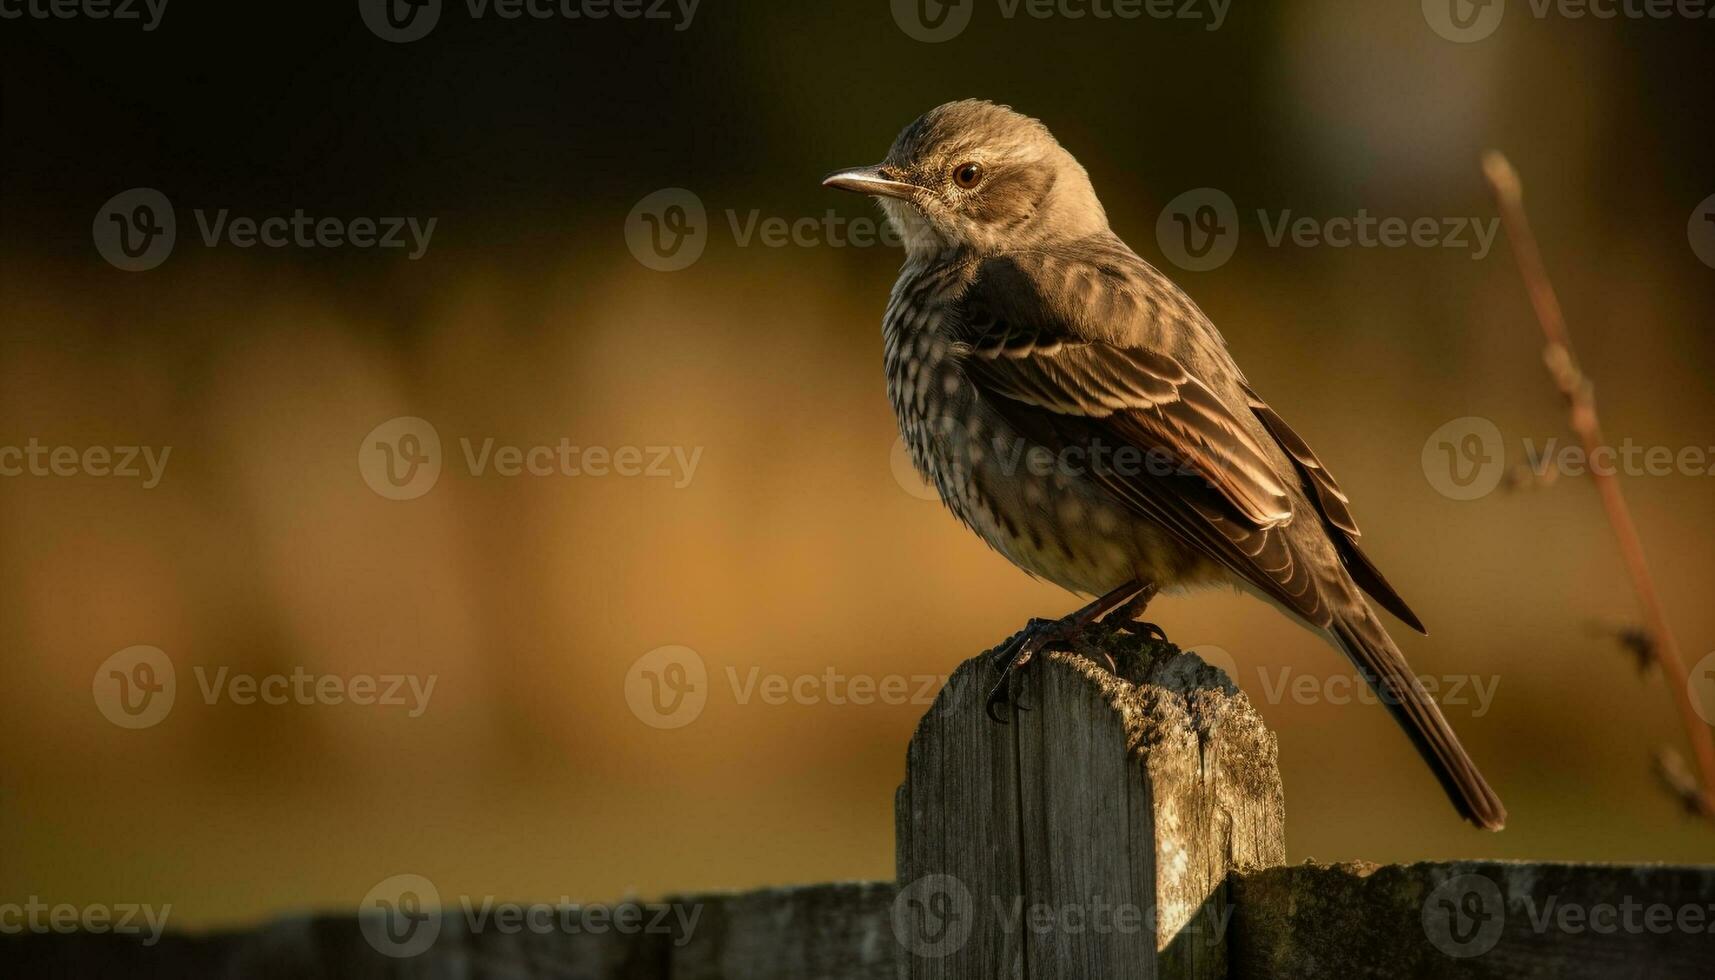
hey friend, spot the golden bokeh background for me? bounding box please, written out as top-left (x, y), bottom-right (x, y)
top-left (2, 1), bottom-right (1713, 930)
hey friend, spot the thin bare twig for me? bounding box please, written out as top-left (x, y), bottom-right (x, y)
top-left (1482, 151), bottom-right (1715, 821)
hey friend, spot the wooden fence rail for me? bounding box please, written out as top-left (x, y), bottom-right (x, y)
top-left (5, 630), bottom-right (1712, 978)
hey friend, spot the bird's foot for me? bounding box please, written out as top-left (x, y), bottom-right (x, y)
top-left (1106, 583), bottom-right (1163, 643)
top-left (984, 616), bottom-right (1098, 723)
top-left (1114, 619), bottom-right (1168, 643)
top-left (982, 580), bottom-right (1156, 723)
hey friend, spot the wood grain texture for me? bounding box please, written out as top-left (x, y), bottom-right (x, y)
top-left (894, 629), bottom-right (1286, 979)
top-left (1232, 861), bottom-right (1715, 979)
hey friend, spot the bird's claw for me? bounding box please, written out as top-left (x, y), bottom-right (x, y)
top-left (984, 617), bottom-right (1083, 723)
top-left (984, 676), bottom-right (1026, 723)
top-left (985, 618), bottom-right (1053, 673)
top-left (1117, 619), bottom-right (1168, 643)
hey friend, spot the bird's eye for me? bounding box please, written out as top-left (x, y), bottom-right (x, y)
top-left (953, 162), bottom-right (983, 189)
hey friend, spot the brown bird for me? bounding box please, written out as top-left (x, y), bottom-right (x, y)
top-left (824, 100), bottom-right (1506, 831)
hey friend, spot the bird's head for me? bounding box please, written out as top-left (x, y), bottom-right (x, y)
top-left (823, 100), bottom-right (1108, 259)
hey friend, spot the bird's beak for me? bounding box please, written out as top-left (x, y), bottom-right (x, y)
top-left (822, 165), bottom-right (918, 200)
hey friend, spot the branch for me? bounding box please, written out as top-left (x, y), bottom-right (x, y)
top-left (1482, 151), bottom-right (1715, 821)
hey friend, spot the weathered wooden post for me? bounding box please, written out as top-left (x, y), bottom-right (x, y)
top-left (894, 629), bottom-right (1286, 979)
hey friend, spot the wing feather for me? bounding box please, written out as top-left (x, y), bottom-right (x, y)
top-left (956, 253), bottom-right (1404, 633)
top-left (1242, 384), bottom-right (1427, 634)
top-left (971, 341), bottom-right (1294, 529)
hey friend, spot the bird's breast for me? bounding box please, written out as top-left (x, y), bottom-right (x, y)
top-left (883, 267), bottom-right (973, 517)
top-left (880, 266), bottom-right (1186, 596)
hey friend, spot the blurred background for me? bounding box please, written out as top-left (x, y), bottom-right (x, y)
top-left (3, 0), bottom-right (1713, 932)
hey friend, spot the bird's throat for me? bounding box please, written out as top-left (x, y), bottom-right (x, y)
top-left (879, 197), bottom-right (954, 260)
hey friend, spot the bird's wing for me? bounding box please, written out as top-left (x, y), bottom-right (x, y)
top-left (1241, 384), bottom-right (1426, 633)
top-left (955, 253), bottom-right (1334, 626)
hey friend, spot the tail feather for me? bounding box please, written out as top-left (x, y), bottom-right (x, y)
top-left (1330, 614), bottom-right (1507, 831)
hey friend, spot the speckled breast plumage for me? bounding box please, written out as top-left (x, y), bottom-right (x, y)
top-left (882, 256), bottom-right (1199, 598)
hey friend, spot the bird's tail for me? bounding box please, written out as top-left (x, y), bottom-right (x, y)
top-left (1329, 612), bottom-right (1508, 831)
